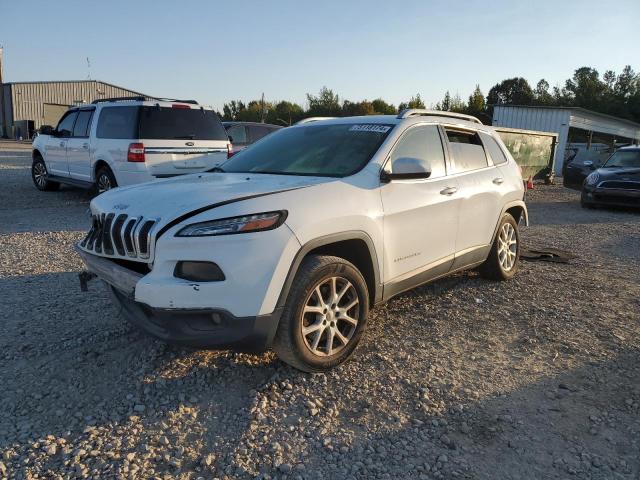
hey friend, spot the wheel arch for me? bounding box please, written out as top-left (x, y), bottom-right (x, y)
top-left (93, 159), bottom-right (111, 182)
top-left (32, 148), bottom-right (44, 161)
top-left (276, 231), bottom-right (382, 310)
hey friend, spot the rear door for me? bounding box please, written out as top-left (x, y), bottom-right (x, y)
top-left (66, 108), bottom-right (95, 182)
top-left (140, 105), bottom-right (229, 177)
top-left (443, 127), bottom-right (503, 268)
top-left (45, 111), bottom-right (77, 176)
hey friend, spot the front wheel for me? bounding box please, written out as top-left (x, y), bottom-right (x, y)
top-left (273, 255), bottom-right (369, 372)
top-left (479, 213), bottom-right (520, 281)
top-left (31, 156), bottom-right (60, 191)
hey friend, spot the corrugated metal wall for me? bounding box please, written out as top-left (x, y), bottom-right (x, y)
top-left (492, 106), bottom-right (569, 134)
top-left (9, 81), bottom-right (147, 129)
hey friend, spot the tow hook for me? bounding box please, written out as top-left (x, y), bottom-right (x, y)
top-left (78, 271), bottom-right (97, 292)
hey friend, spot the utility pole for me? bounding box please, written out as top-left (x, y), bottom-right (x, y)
top-left (0, 45), bottom-right (6, 138)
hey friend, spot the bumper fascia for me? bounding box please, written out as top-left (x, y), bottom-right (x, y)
top-left (582, 186), bottom-right (640, 207)
top-left (110, 287), bottom-right (281, 351)
top-left (76, 245), bottom-right (281, 351)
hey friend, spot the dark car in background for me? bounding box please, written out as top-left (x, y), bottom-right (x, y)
top-left (581, 146), bottom-right (640, 209)
top-left (563, 143), bottom-right (614, 190)
top-left (222, 122), bottom-right (282, 157)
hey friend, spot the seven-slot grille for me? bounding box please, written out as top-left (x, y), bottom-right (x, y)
top-left (598, 180), bottom-right (640, 190)
top-left (80, 213), bottom-right (158, 261)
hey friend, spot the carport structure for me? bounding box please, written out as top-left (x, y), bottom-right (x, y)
top-left (492, 105), bottom-right (640, 175)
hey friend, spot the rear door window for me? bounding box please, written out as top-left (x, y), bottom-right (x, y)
top-left (479, 132), bottom-right (508, 165)
top-left (56, 112), bottom-right (78, 138)
top-left (445, 129), bottom-right (488, 172)
top-left (226, 125), bottom-right (248, 144)
top-left (72, 110), bottom-right (94, 138)
top-left (97, 106), bottom-right (139, 139)
top-left (139, 107), bottom-right (227, 140)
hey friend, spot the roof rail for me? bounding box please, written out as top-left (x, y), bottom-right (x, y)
top-left (154, 98), bottom-right (199, 105)
top-left (295, 116), bottom-right (337, 125)
top-left (397, 109), bottom-right (482, 125)
top-left (92, 96), bottom-right (147, 104)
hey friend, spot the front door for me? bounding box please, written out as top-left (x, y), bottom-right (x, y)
top-left (380, 124), bottom-right (459, 296)
top-left (45, 111), bottom-right (77, 176)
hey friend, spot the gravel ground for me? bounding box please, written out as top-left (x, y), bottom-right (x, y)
top-left (1, 154), bottom-right (639, 480)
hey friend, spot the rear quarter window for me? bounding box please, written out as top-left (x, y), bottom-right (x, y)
top-left (96, 106), bottom-right (139, 139)
top-left (480, 132), bottom-right (509, 165)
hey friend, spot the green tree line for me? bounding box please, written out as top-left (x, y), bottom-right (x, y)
top-left (219, 65), bottom-right (640, 125)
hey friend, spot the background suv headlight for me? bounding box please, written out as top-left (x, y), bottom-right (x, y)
top-left (585, 172), bottom-right (600, 186)
top-left (176, 211), bottom-right (287, 237)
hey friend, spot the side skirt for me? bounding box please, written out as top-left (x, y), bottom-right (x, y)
top-left (46, 174), bottom-right (94, 189)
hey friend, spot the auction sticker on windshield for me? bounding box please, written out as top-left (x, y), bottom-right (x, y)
top-left (349, 124), bottom-right (392, 133)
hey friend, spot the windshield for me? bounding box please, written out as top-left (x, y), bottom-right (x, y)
top-left (138, 106), bottom-right (227, 140)
top-left (220, 123), bottom-right (394, 177)
top-left (603, 150), bottom-right (640, 168)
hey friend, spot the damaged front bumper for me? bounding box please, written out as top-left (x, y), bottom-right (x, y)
top-left (75, 245), bottom-right (280, 352)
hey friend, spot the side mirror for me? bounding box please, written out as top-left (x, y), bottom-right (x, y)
top-left (40, 125), bottom-right (54, 136)
top-left (382, 157), bottom-right (432, 182)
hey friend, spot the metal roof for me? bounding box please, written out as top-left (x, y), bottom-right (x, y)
top-left (2, 79), bottom-right (152, 98)
top-left (494, 105), bottom-right (640, 128)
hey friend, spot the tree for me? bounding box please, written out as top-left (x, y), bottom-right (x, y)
top-left (398, 93), bottom-right (425, 111)
top-left (371, 98), bottom-right (397, 114)
top-left (563, 67), bottom-right (607, 111)
top-left (533, 79), bottom-right (554, 105)
top-left (221, 100), bottom-right (246, 121)
top-left (487, 77), bottom-right (534, 107)
top-left (267, 101), bottom-right (304, 126)
top-left (306, 87), bottom-right (341, 117)
top-left (342, 100), bottom-right (375, 117)
top-left (467, 85), bottom-right (485, 115)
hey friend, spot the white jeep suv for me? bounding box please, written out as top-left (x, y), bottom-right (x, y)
top-left (31, 97), bottom-right (229, 193)
top-left (76, 110), bottom-right (527, 372)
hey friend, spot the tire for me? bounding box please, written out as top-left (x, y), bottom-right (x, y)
top-left (273, 255), bottom-right (370, 372)
top-left (479, 213), bottom-right (520, 281)
top-left (580, 192), bottom-right (595, 209)
top-left (95, 166), bottom-right (117, 194)
top-left (31, 155), bottom-right (60, 191)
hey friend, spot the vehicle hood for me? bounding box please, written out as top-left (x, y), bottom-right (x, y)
top-left (90, 172), bottom-right (331, 226)
top-left (597, 167), bottom-right (640, 179)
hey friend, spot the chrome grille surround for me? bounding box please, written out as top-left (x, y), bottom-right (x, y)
top-left (79, 212), bottom-right (159, 262)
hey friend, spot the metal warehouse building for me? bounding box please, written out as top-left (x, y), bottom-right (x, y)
top-left (0, 80), bottom-right (148, 139)
top-left (492, 105), bottom-right (640, 175)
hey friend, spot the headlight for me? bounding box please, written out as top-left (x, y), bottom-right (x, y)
top-left (585, 172), bottom-right (599, 186)
top-left (176, 211), bottom-right (287, 237)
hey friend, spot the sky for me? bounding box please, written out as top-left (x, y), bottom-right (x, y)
top-left (1, 0), bottom-right (638, 111)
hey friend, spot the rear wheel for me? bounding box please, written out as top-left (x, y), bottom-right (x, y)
top-left (479, 213), bottom-right (520, 281)
top-left (273, 255), bottom-right (369, 372)
top-left (95, 166), bottom-right (117, 194)
top-left (31, 156), bottom-right (60, 191)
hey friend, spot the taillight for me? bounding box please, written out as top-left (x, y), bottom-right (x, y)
top-left (227, 143), bottom-right (236, 159)
top-left (127, 143), bottom-right (145, 162)
top-left (171, 104), bottom-right (190, 109)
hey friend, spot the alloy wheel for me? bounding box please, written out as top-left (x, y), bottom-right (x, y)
top-left (33, 162), bottom-right (47, 188)
top-left (97, 174), bottom-right (112, 193)
top-left (498, 222), bottom-right (517, 271)
top-left (301, 276), bottom-right (360, 357)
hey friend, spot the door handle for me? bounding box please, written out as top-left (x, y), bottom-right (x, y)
top-left (493, 177), bottom-right (504, 185)
top-left (82, 143), bottom-right (89, 149)
top-left (440, 186), bottom-right (458, 196)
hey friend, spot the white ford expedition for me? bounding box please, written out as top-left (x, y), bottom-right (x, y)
top-left (76, 110), bottom-right (528, 372)
top-left (31, 97), bottom-right (229, 193)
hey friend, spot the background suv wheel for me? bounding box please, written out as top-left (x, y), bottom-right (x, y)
top-left (31, 155), bottom-right (60, 191)
top-left (479, 212), bottom-right (520, 281)
top-left (273, 255), bottom-right (369, 372)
